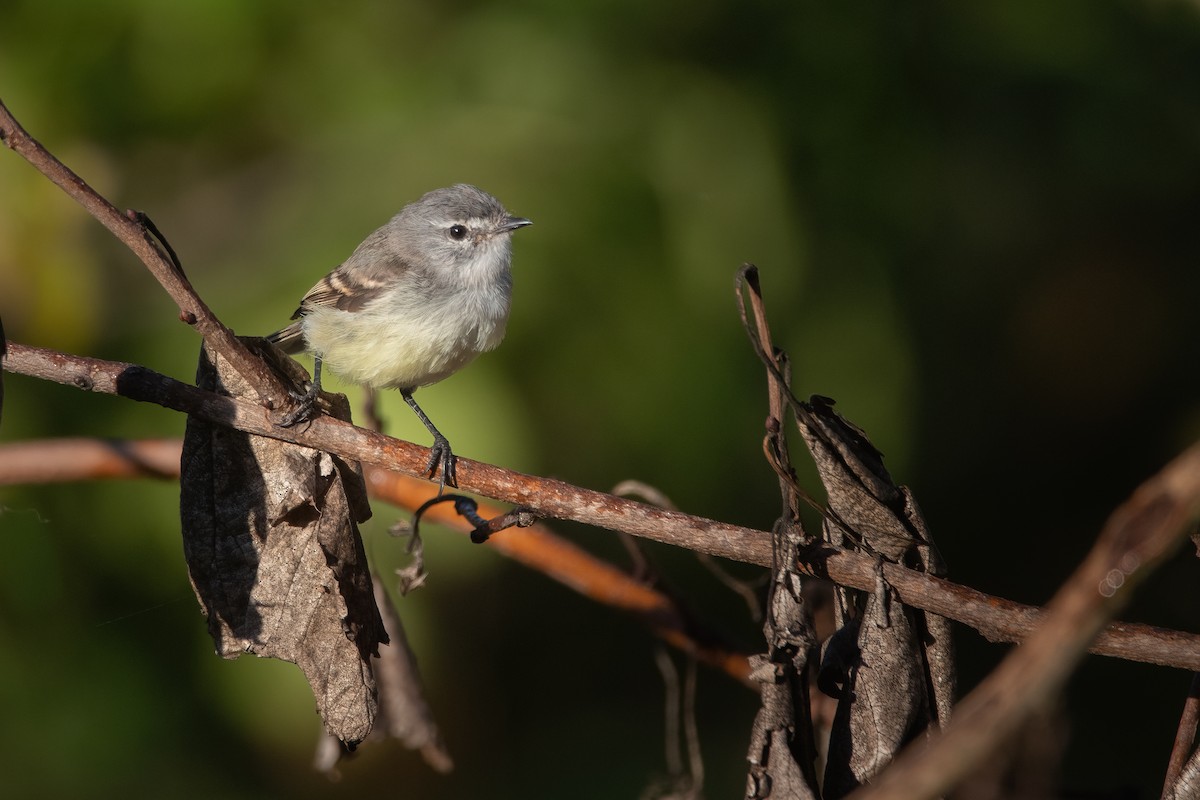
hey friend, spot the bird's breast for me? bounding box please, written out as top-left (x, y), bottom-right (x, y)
top-left (300, 281), bottom-right (511, 390)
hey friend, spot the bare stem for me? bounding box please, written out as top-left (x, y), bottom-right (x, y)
top-left (0, 97), bottom-right (294, 413)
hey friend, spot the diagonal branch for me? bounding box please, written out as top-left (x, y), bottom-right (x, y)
top-left (0, 97), bottom-right (294, 413)
top-left (852, 439), bottom-right (1200, 800)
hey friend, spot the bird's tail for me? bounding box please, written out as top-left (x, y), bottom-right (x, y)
top-left (265, 321), bottom-right (306, 355)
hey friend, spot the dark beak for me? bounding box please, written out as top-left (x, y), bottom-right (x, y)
top-left (499, 216), bottom-right (533, 233)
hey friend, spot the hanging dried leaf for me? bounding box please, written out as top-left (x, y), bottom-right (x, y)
top-left (745, 523), bottom-right (820, 800)
top-left (1165, 754), bottom-right (1200, 800)
top-left (179, 339), bottom-right (387, 746)
top-left (797, 396), bottom-right (955, 797)
top-left (314, 572), bottom-right (452, 774)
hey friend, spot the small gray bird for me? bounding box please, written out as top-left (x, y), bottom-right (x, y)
top-left (269, 184), bottom-right (532, 489)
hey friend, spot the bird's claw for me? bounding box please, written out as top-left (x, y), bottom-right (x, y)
top-left (427, 434), bottom-right (457, 493)
top-left (278, 383), bottom-right (319, 428)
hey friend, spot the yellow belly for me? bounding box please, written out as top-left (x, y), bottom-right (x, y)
top-left (300, 291), bottom-right (509, 390)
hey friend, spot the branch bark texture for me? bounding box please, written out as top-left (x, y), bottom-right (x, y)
top-left (3, 371), bottom-right (1200, 679)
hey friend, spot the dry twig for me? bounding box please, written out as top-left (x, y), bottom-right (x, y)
top-left (0, 98), bottom-right (295, 415)
top-left (853, 439), bottom-right (1200, 800)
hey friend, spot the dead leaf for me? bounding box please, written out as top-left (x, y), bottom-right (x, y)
top-left (744, 523), bottom-right (820, 800)
top-left (798, 396), bottom-right (956, 797)
top-left (179, 339), bottom-right (387, 746)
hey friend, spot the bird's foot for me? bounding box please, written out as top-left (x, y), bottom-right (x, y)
top-left (426, 433), bottom-right (458, 493)
top-left (278, 382), bottom-right (319, 428)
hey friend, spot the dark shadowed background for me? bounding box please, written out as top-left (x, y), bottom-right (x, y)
top-left (2, 1), bottom-right (1200, 796)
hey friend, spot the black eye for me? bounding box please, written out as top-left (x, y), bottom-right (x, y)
top-left (449, 224), bottom-right (467, 240)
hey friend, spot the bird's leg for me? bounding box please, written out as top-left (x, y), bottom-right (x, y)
top-left (279, 356), bottom-right (323, 427)
top-left (401, 388), bottom-right (456, 492)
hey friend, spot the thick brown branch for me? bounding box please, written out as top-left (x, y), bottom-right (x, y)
top-left (853, 439), bottom-right (1200, 800)
top-left (0, 97), bottom-right (293, 413)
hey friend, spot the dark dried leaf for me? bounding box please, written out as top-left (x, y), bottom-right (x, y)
top-left (180, 339), bottom-right (387, 746)
top-left (1166, 753), bottom-right (1200, 800)
top-left (797, 396), bottom-right (956, 796)
top-left (800, 396), bottom-right (912, 562)
top-left (745, 523), bottom-right (820, 800)
top-left (315, 572), bottom-right (451, 775)
top-left (902, 487), bottom-right (957, 723)
top-left (821, 568), bottom-right (929, 798)
top-left (390, 518), bottom-right (428, 595)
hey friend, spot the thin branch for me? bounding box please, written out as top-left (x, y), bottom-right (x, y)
top-left (613, 479), bottom-right (764, 620)
top-left (0, 97), bottom-right (294, 414)
top-left (0, 433), bottom-right (752, 683)
top-left (4, 425), bottom-right (1200, 677)
top-left (853, 438), bottom-right (1200, 800)
top-left (0, 437), bottom-right (181, 481)
top-left (3, 341), bottom-right (772, 561)
top-left (358, 468), bottom-right (755, 681)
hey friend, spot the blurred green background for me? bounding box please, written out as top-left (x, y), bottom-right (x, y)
top-left (3, 0), bottom-right (1200, 796)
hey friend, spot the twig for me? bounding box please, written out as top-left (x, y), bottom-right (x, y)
top-left (363, 466), bottom-right (755, 681)
top-left (655, 646), bottom-right (684, 777)
top-left (409, 493), bottom-right (535, 544)
top-left (0, 97), bottom-right (295, 414)
top-left (852, 438), bottom-right (1200, 800)
top-left (2, 341), bottom-right (773, 561)
top-left (737, 265), bottom-right (820, 523)
top-left (4, 429), bottom-right (1200, 677)
top-left (682, 655), bottom-right (704, 791)
top-left (0, 433), bottom-right (753, 682)
top-left (0, 437), bottom-right (181, 481)
top-left (651, 648), bottom-right (704, 796)
top-left (613, 480), bottom-right (764, 619)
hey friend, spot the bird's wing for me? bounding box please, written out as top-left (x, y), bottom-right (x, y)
top-left (265, 264), bottom-right (392, 353)
top-left (293, 263), bottom-right (394, 316)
